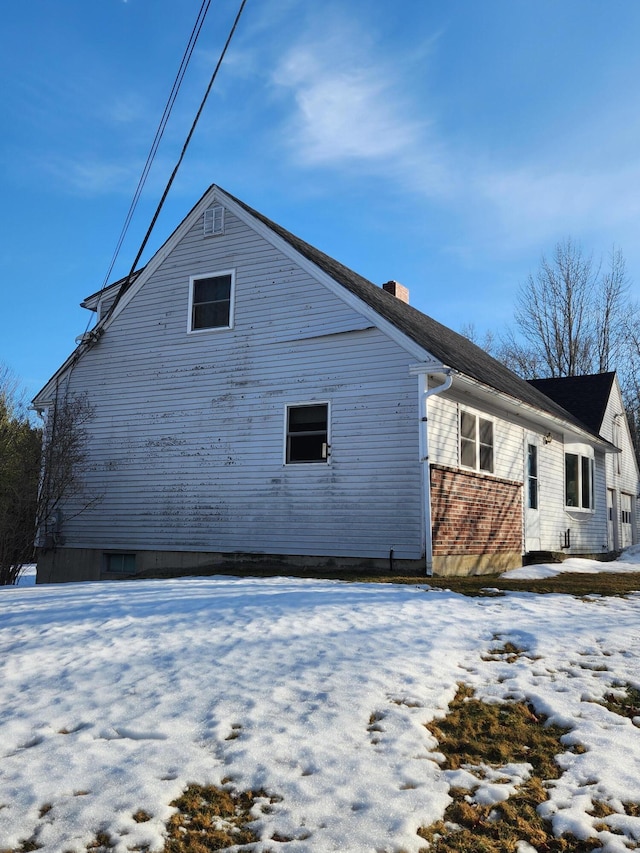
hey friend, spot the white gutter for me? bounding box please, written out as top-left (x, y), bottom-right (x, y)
top-left (410, 364), bottom-right (455, 576)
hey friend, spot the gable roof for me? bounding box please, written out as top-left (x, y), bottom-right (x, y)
top-left (528, 373), bottom-right (616, 435)
top-left (225, 191), bottom-right (602, 438)
top-left (31, 184), bottom-right (608, 444)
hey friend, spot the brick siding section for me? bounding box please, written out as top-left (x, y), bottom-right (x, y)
top-left (431, 464), bottom-right (523, 556)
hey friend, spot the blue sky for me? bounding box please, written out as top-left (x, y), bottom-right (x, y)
top-left (2, 0), bottom-right (640, 398)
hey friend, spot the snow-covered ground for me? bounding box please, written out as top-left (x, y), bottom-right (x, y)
top-left (501, 545), bottom-right (640, 580)
top-left (1, 555), bottom-right (640, 853)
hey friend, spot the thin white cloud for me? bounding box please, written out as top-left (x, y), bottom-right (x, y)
top-left (469, 158), bottom-right (640, 255)
top-left (270, 20), bottom-right (443, 176)
top-left (274, 50), bottom-right (420, 164)
top-left (44, 157), bottom-right (141, 196)
top-left (102, 93), bottom-right (147, 126)
top-left (267, 9), bottom-right (640, 260)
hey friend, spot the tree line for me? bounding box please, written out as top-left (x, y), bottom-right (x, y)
top-left (462, 238), bottom-right (640, 460)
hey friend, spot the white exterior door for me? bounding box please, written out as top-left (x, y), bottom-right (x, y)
top-left (607, 489), bottom-right (618, 551)
top-left (524, 440), bottom-right (541, 552)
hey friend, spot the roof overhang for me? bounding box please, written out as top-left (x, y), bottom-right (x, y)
top-left (409, 363), bottom-right (616, 452)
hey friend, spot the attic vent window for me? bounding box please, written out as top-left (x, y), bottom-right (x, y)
top-left (204, 205), bottom-right (225, 237)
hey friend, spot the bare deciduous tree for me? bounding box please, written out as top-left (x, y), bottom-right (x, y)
top-left (621, 309), bottom-right (640, 460)
top-left (459, 323), bottom-right (496, 356)
top-left (512, 239), bottom-right (612, 377)
top-left (485, 239), bottom-right (640, 462)
top-left (0, 370), bottom-right (99, 585)
top-left (36, 384), bottom-right (100, 552)
top-left (595, 247), bottom-right (629, 373)
top-left (0, 366), bottom-right (41, 585)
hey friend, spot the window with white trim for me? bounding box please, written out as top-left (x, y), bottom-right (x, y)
top-left (188, 271), bottom-right (235, 332)
top-left (286, 403), bottom-right (329, 463)
top-left (460, 410), bottom-right (494, 473)
top-left (565, 453), bottom-right (594, 509)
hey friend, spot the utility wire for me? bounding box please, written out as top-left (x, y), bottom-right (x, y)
top-left (105, 0), bottom-right (248, 319)
top-left (96, 0), bottom-right (212, 301)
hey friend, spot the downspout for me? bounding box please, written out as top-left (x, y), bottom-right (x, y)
top-left (416, 369), bottom-right (454, 576)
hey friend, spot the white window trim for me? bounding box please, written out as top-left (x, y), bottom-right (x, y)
top-left (187, 269), bottom-right (235, 334)
top-left (564, 451), bottom-right (595, 512)
top-left (283, 401), bottom-right (331, 465)
top-left (459, 408), bottom-right (494, 474)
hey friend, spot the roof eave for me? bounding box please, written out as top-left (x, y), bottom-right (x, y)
top-left (453, 372), bottom-right (616, 451)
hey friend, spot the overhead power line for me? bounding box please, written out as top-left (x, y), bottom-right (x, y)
top-left (105, 0), bottom-right (248, 319)
top-left (98, 0), bottom-right (213, 298)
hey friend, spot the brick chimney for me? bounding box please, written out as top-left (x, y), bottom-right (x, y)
top-left (382, 280), bottom-right (409, 304)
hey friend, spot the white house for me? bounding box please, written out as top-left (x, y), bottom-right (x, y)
top-left (32, 185), bottom-right (639, 582)
top-left (529, 373), bottom-right (639, 553)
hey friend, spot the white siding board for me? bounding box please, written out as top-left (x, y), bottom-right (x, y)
top-left (428, 392), bottom-right (528, 483)
top-left (427, 386), bottom-right (615, 557)
top-left (59, 212), bottom-right (424, 560)
top-left (600, 380), bottom-right (639, 547)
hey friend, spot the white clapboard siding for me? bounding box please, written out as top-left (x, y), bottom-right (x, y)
top-left (428, 392), bottom-right (531, 482)
top-left (534, 439), bottom-right (607, 554)
top-left (600, 379), bottom-right (639, 546)
top-left (428, 390), bottom-right (613, 555)
top-left (59, 209), bottom-right (424, 559)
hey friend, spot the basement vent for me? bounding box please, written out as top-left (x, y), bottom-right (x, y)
top-left (204, 205), bottom-right (225, 237)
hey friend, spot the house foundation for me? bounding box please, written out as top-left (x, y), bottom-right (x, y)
top-left (36, 548), bottom-right (429, 584)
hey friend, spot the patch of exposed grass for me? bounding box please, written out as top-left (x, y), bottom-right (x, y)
top-left (86, 833), bottom-right (113, 851)
top-left (426, 684), bottom-right (567, 776)
top-left (137, 563), bottom-right (640, 597)
top-left (163, 783), bottom-right (271, 853)
top-left (598, 684), bottom-right (640, 721)
top-left (419, 685), bottom-right (603, 852)
top-left (482, 640), bottom-right (525, 663)
top-left (132, 809), bottom-right (151, 823)
top-left (8, 842), bottom-right (41, 853)
top-left (406, 572), bottom-right (640, 598)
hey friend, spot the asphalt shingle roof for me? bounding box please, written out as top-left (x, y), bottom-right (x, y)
top-left (85, 184), bottom-right (603, 443)
top-left (528, 373), bottom-right (615, 435)
top-left (228, 190), bottom-right (600, 438)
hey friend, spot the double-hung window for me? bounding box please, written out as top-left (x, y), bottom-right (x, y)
top-left (286, 403), bottom-right (329, 463)
top-left (188, 271), bottom-right (235, 332)
top-left (460, 410), bottom-right (494, 473)
top-left (565, 453), bottom-right (594, 509)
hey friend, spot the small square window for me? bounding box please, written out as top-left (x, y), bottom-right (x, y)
top-left (189, 271), bottom-right (235, 332)
top-left (286, 404), bottom-right (329, 463)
